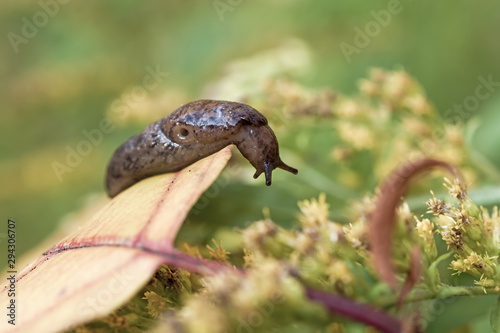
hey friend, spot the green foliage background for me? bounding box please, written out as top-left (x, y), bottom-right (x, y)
top-left (2, 1), bottom-right (500, 331)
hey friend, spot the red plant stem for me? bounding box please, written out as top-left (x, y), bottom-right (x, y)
top-left (152, 247), bottom-right (402, 331)
top-left (154, 248), bottom-right (402, 331)
top-left (369, 159), bottom-right (460, 288)
top-left (305, 286), bottom-right (401, 333)
top-left (42, 242), bottom-right (401, 331)
top-left (153, 248), bottom-right (402, 331)
top-left (144, 247), bottom-right (240, 275)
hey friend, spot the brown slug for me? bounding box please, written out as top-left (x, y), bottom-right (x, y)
top-left (105, 99), bottom-right (298, 197)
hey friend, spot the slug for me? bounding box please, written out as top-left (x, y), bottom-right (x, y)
top-left (105, 99), bottom-right (298, 197)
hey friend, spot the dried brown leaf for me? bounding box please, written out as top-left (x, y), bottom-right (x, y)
top-left (398, 245), bottom-right (422, 309)
top-left (368, 159), bottom-right (459, 288)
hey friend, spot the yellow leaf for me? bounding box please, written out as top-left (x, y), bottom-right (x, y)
top-left (0, 147), bottom-right (232, 333)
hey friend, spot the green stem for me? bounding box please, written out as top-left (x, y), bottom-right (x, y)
top-left (379, 285), bottom-right (500, 308)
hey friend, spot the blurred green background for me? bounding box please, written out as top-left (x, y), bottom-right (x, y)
top-left (1, 1), bottom-right (500, 330)
top-left (3, 0), bottom-right (500, 255)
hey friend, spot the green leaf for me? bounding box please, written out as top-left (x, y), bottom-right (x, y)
top-left (467, 94), bottom-right (500, 179)
top-left (491, 296), bottom-right (500, 332)
top-left (428, 252), bottom-right (453, 289)
top-left (427, 295), bottom-right (497, 333)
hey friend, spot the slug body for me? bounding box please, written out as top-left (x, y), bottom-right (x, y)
top-left (106, 100), bottom-right (298, 197)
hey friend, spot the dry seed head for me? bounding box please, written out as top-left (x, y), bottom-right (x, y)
top-left (425, 191), bottom-right (451, 216)
top-left (297, 193), bottom-right (330, 228)
top-left (440, 226), bottom-right (464, 251)
top-left (444, 177), bottom-right (468, 202)
top-left (454, 209), bottom-right (471, 226)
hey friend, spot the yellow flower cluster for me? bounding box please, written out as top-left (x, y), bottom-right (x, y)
top-left (426, 179), bottom-right (500, 289)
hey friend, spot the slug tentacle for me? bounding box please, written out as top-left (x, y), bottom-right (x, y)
top-left (105, 99), bottom-right (298, 197)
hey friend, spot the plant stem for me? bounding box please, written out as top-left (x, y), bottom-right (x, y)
top-left (379, 285), bottom-right (500, 308)
top-left (305, 286), bottom-right (401, 333)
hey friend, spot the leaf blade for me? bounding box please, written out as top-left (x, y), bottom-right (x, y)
top-left (0, 147), bottom-right (232, 332)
